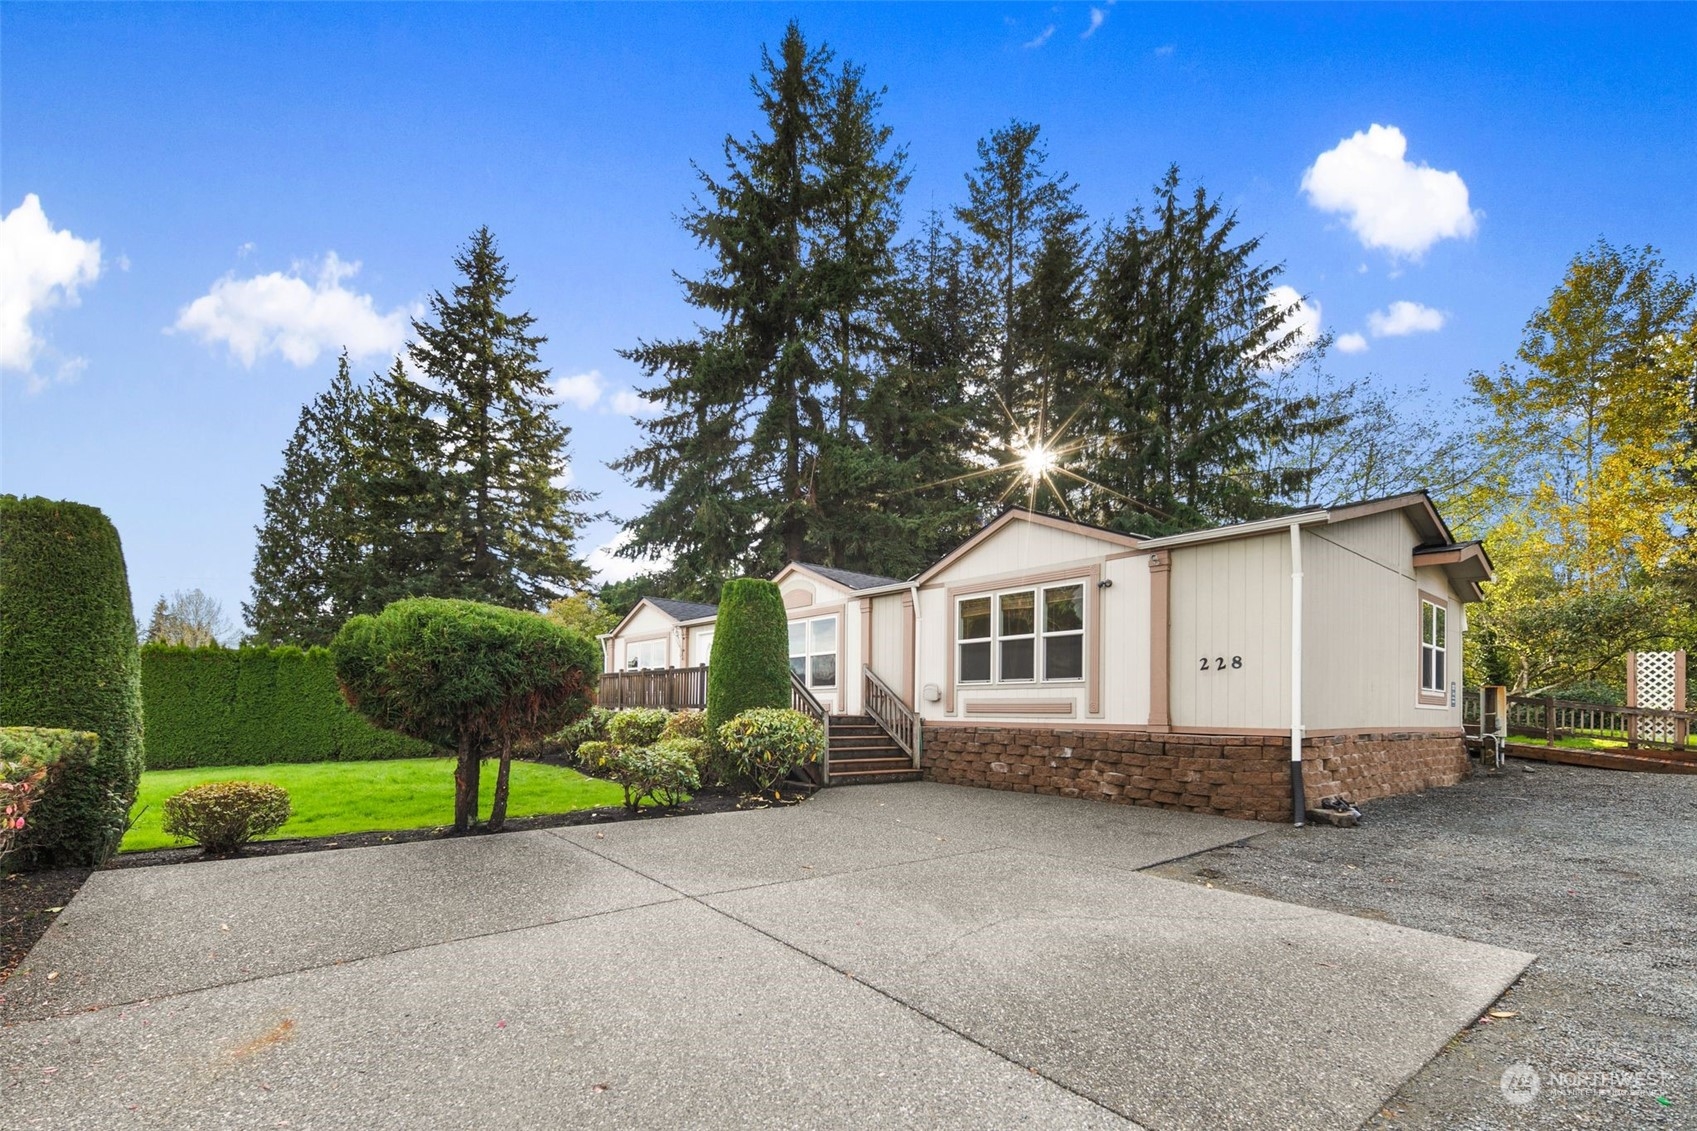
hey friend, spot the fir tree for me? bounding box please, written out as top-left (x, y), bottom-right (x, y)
top-left (856, 213), bottom-right (996, 575)
top-left (245, 353), bottom-right (369, 645)
top-left (406, 227), bottom-right (595, 608)
top-left (954, 120), bottom-right (1086, 427)
top-left (614, 23), bottom-right (837, 582)
top-left (1081, 167), bottom-right (1331, 533)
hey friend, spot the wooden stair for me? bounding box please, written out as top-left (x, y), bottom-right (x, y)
top-left (827, 715), bottom-right (921, 785)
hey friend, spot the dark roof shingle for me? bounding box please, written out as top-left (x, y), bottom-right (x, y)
top-left (797, 563), bottom-right (906, 590)
top-left (645, 597), bottom-right (719, 622)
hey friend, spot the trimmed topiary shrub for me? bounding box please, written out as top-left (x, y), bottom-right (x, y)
top-left (0, 496), bottom-right (145, 867)
top-left (141, 644), bottom-right (433, 768)
top-left (161, 781), bottom-right (292, 854)
top-left (716, 707), bottom-right (825, 792)
top-left (332, 598), bottom-right (600, 832)
top-left (704, 579), bottom-right (791, 759)
top-left (607, 707), bottom-right (670, 749)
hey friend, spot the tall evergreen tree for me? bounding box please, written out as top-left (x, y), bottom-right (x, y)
top-left (806, 60), bottom-right (910, 568)
top-left (954, 120), bottom-right (1087, 430)
top-left (856, 213), bottom-right (996, 574)
top-left (246, 353), bottom-right (370, 644)
top-left (1080, 167), bottom-right (1330, 533)
top-left (406, 228), bottom-right (595, 607)
top-left (615, 24), bottom-right (841, 586)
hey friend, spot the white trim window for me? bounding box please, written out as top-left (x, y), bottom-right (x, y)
top-left (1420, 598), bottom-right (1447, 697)
top-left (957, 582), bottom-right (1086, 684)
top-left (789, 615), bottom-right (838, 689)
top-left (626, 638), bottom-right (667, 670)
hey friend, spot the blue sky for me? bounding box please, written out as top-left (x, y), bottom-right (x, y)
top-left (4, 3), bottom-right (1694, 631)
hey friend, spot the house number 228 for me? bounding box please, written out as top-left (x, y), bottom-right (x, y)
top-left (1199, 656), bottom-right (1242, 671)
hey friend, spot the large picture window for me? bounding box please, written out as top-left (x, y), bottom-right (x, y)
top-left (1420, 598), bottom-right (1447, 697)
top-left (789, 615), bottom-right (837, 689)
top-left (957, 582), bottom-right (1086, 684)
top-left (626, 638), bottom-right (667, 670)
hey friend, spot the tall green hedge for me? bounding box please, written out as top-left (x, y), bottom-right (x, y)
top-left (141, 644), bottom-right (434, 768)
top-left (705, 579), bottom-right (791, 746)
top-left (0, 495), bottom-right (145, 867)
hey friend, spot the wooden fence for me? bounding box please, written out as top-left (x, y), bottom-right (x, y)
top-left (1464, 690), bottom-right (1694, 750)
top-left (597, 666), bottom-right (708, 711)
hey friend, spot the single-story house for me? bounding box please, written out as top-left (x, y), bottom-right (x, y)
top-left (599, 491), bottom-right (1493, 822)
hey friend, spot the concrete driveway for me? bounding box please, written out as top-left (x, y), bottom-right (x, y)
top-left (0, 783), bottom-right (1532, 1130)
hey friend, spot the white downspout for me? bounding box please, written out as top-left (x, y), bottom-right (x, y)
top-left (1289, 522), bottom-right (1307, 826)
top-left (909, 584), bottom-right (924, 770)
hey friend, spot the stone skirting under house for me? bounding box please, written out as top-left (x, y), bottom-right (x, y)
top-left (920, 725), bottom-right (1469, 823)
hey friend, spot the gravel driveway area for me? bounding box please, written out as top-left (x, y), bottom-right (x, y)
top-left (1147, 762), bottom-right (1697, 1129)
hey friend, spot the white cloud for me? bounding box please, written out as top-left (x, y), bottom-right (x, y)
top-left (1024, 24), bottom-right (1055, 48)
top-left (610, 388), bottom-right (659, 417)
top-left (173, 252), bottom-right (412, 367)
top-left (586, 529), bottom-right (674, 585)
top-left (1301, 125), bottom-right (1478, 259)
top-left (550, 369), bottom-right (606, 410)
top-left (551, 464), bottom-right (575, 489)
top-left (1367, 300), bottom-right (1447, 337)
top-left (1263, 285), bottom-right (1322, 366)
top-left (1336, 332), bottom-right (1370, 354)
top-left (0, 194), bottom-right (103, 377)
top-left (1154, 44), bottom-right (1176, 58)
top-left (1083, 8), bottom-right (1107, 38)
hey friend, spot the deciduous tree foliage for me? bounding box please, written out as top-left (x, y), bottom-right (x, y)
top-left (1466, 241), bottom-right (1697, 691)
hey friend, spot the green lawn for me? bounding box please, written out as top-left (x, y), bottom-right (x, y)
top-left (122, 758), bottom-right (630, 853)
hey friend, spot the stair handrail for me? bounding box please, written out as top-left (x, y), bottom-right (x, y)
top-left (864, 670), bottom-right (922, 770)
top-left (790, 671), bottom-right (832, 785)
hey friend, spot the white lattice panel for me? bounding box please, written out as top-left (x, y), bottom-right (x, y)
top-left (1634, 651), bottom-right (1684, 742)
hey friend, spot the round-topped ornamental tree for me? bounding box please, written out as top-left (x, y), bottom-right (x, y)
top-left (330, 598), bottom-right (599, 832)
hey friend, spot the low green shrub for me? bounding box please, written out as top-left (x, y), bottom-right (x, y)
top-left (661, 710), bottom-right (706, 741)
top-left (161, 781), bottom-right (293, 854)
top-left (0, 728), bottom-right (111, 871)
top-left (607, 708), bottom-right (670, 749)
top-left (640, 742), bottom-right (701, 808)
top-left (577, 738), bottom-right (700, 811)
top-left (716, 708), bottom-right (825, 792)
top-left (653, 735), bottom-right (709, 772)
top-left (549, 705), bottom-right (614, 759)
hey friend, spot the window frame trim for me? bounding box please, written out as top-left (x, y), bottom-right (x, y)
top-left (1416, 591), bottom-right (1450, 706)
top-left (951, 576), bottom-right (1093, 690)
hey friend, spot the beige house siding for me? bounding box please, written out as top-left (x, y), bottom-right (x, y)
top-left (1300, 513), bottom-right (1465, 731)
top-left (868, 591), bottom-right (908, 701)
top-left (608, 603), bottom-right (686, 671)
top-left (1167, 531), bottom-right (1292, 731)
top-left (924, 519), bottom-right (1132, 589)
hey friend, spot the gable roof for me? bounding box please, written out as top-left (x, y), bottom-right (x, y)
top-left (792, 563), bottom-right (905, 591)
top-left (646, 597), bottom-right (719, 623)
top-left (602, 595), bottom-right (718, 641)
top-left (912, 507), bottom-right (1147, 586)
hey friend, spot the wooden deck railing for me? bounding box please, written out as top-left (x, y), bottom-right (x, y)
top-left (865, 670), bottom-right (921, 769)
top-left (790, 671), bottom-right (833, 785)
top-left (597, 666), bottom-right (708, 711)
top-left (1464, 690), bottom-right (1694, 750)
